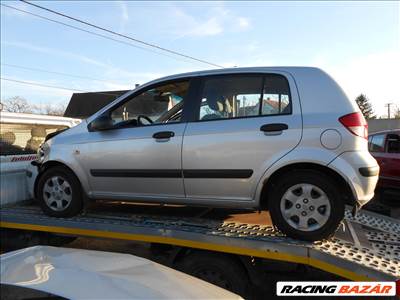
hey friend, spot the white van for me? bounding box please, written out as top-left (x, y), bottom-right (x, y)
top-left (0, 112), bottom-right (80, 205)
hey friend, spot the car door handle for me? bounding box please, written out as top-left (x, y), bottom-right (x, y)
top-left (152, 131), bottom-right (175, 139)
top-left (260, 123), bottom-right (288, 132)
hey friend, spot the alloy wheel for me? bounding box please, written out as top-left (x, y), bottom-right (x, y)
top-left (280, 183), bottom-right (331, 232)
top-left (43, 176), bottom-right (73, 211)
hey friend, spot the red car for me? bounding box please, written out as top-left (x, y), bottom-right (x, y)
top-left (368, 130), bottom-right (400, 199)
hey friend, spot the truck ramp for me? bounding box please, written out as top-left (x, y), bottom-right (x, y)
top-left (1, 202), bottom-right (399, 281)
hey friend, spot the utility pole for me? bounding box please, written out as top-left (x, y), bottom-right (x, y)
top-left (385, 103), bottom-right (394, 119)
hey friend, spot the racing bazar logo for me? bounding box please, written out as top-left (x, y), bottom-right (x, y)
top-left (276, 281), bottom-right (399, 296)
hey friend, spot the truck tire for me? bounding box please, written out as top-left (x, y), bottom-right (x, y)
top-left (268, 170), bottom-right (344, 241)
top-left (37, 166), bottom-right (83, 217)
top-left (175, 251), bottom-right (249, 298)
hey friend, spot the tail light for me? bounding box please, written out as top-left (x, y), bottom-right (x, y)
top-left (339, 112), bottom-right (368, 139)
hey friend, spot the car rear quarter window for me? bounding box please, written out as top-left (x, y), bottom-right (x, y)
top-left (369, 134), bottom-right (386, 152)
top-left (198, 74), bottom-right (291, 121)
top-left (262, 75), bottom-right (291, 115)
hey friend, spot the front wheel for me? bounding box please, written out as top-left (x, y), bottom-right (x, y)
top-left (268, 170), bottom-right (344, 241)
top-left (37, 166), bottom-right (83, 217)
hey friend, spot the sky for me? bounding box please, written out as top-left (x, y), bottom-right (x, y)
top-left (1, 1), bottom-right (399, 117)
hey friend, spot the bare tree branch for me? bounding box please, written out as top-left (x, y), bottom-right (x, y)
top-left (1, 96), bottom-right (33, 113)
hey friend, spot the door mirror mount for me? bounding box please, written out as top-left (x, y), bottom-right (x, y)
top-left (89, 115), bottom-right (114, 131)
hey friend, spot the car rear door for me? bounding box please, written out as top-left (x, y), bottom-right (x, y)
top-left (182, 72), bottom-right (302, 202)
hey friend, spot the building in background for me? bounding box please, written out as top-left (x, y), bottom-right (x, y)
top-left (64, 90), bottom-right (126, 119)
top-left (368, 119), bottom-right (400, 133)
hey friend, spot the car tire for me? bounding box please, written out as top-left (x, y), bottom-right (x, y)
top-left (37, 166), bottom-right (83, 217)
top-left (268, 170), bottom-right (344, 241)
top-left (175, 251), bottom-right (249, 297)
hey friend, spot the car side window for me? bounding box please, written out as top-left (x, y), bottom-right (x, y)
top-left (198, 74), bottom-right (291, 121)
top-left (369, 134), bottom-right (386, 152)
top-left (367, 136), bottom-right (373, 151)
top-left (110, 80), bottom-right (189, 127)
top-left (386, 134), bottom-right (400, 153)
top-left (199, 76), bottom-right (262, 121)
top-left (262, 75), bottom-right (291, 115)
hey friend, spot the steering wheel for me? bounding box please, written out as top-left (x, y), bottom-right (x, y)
top-left (138, 115), bottom-right (153, 125)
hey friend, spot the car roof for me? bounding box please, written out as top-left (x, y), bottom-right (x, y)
top-left (1, 246), bottom-right (242, 299)
top-left (150, 66), bottom-right (322, 83)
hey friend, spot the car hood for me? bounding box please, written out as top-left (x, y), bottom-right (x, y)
top-left (1, 246), bottom-right (242, 300)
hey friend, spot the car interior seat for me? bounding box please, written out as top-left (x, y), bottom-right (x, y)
top-left (201, 89), bottom-right (232, 120)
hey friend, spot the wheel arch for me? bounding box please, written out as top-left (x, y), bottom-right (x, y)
top-left (259, 162), bottom-right (356, 209)
top-left (34, 160), bottom-right (85, 200)
top-left (172, 248), bottom-right (252, 296)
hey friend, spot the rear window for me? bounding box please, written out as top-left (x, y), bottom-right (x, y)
top-left (0, 123), bottom-right (68, 156)
top-left (369, 134), bottom-right (386, 152)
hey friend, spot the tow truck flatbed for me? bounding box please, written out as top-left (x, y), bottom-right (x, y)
top-left (1, 201), bottom-right (399, 281)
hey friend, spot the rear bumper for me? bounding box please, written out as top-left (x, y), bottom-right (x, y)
top-left (328, 151), bottom-right (379, 207)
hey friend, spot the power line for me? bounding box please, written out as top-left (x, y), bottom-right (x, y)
top-left (19, 0), bottom-right (224, 68)
top-left (1, 77), bottom-right (124, 96)
top-left (1, 3), bottom-right (197, 65)
top-left (1, 63), bottom-right (118, 84)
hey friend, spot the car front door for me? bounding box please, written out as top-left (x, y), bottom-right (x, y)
top-left (78, 79), bottom-right (191, 201)
top-left (182, 73), bottom-right (302, 203)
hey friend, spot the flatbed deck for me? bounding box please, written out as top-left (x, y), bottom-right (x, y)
top-left (1, 201), bottom-right (399, 281)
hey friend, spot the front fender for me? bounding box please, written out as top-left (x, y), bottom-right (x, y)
top-left (40, 145), bottom-right (91, 196)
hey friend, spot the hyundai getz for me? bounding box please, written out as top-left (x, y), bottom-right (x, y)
top-left (33, 67), bottom-right (379, 241)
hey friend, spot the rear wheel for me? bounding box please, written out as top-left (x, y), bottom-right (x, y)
top-left (37, 166), bottom-right (83, 217)
top-left (268, 170), bottom-right (344, 241)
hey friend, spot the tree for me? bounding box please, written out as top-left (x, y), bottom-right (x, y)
top-left (355, 94), bottom-right (375, 119)
top-left (1, 96), bottom-right (33, 113)
top-left (0, 97), bottom-right (67, 116)
top-left (35, 103), bottom-right (66, 116)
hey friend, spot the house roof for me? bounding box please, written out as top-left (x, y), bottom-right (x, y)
top-left (264, 99), bottom-right (280, 109)
top-left (64, 90), bottom-right (128, 119)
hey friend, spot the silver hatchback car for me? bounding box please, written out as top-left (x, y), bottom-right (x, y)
top-left (33, 67), bottom-right (379, 241)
